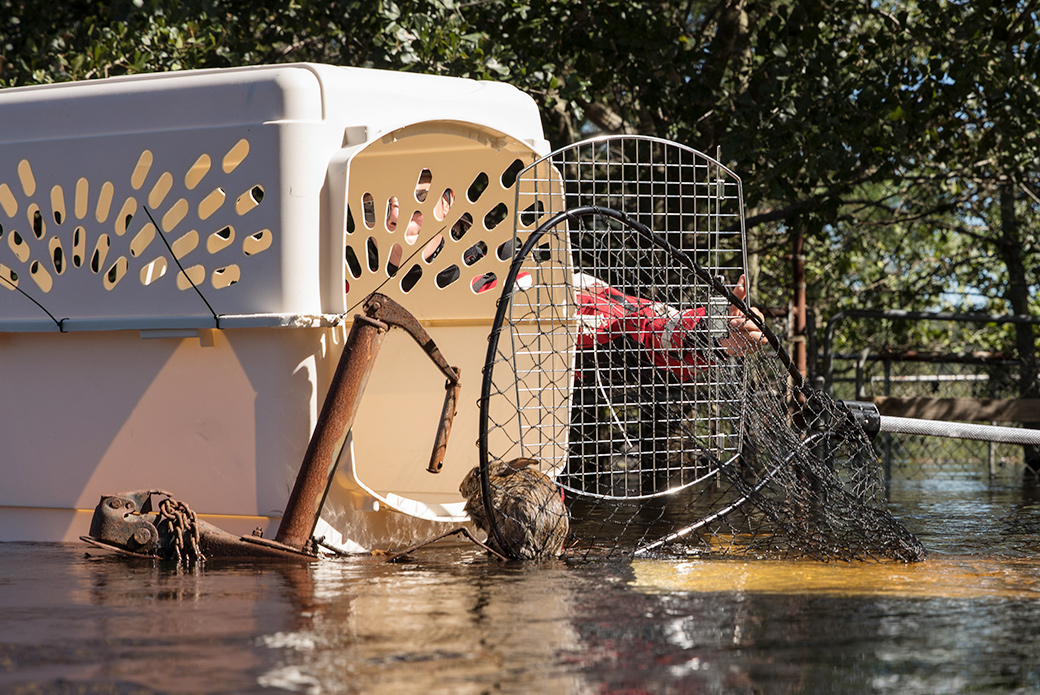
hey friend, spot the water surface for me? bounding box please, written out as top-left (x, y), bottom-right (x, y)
top-left (2, 478), bottom-right (1039, 694)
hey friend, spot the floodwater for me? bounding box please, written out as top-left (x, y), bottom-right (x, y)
top-left (3, 479), bottom-right (1040, 695)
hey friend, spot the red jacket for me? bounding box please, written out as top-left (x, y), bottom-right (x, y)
top-left (574, 274), bottom-right (713, 381)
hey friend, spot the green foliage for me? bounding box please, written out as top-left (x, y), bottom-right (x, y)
top-left (2, 0), bottom-right (1038, 364)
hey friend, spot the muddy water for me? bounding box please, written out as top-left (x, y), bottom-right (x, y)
top-left (2, 479), bottom-right (1039, 694)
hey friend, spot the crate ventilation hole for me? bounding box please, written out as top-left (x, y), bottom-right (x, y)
top-left (0, 139), bottom-right (272, 296)
top-left (344, 158), bottom-right (527, 298)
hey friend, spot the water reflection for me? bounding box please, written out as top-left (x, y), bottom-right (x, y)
top-left (2, 477), bottom-right (1040, 694)
top-left (891, 478), bottom-right (1040, 557)
top-left (257, 553), bottom-right (589, 694)
top-left (630, 555), bottom-right (1040, 599)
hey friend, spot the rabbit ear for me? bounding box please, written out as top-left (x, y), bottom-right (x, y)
top-left (503, 457), bottom-right (539, 472)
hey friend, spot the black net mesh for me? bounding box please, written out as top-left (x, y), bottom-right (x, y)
top-left (474, 136), bottom-right (924, 562)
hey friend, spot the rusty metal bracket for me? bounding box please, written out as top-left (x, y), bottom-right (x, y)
top-left (85, 489), bottom-right (166, 555)
top-left (273, 292), bottom-right (462, 550)
top-left (362, 293), bottom-right (459, 385)
top-left (361, 293), bottom-right (462, 473)
top-left (429, 369), bottom-right (462, 473)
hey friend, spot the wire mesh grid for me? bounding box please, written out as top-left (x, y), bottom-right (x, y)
top-left (505, 137), bottom-right (748, 499)
top-left (473, 136), bottom-right (923, 562)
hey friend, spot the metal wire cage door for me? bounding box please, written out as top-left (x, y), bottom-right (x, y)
top-left (478, 136), bottom-right (752, 557)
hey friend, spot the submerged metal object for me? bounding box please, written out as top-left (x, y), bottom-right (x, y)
top-left (81, 292), bottom-right (462, 562)
top-left (81, 490), bottom-right (317, 562)
top-left (85, 490), bottom-right (165, 556)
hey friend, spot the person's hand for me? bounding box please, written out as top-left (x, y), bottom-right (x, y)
top-left (716, 274), bottom-right (767, 358)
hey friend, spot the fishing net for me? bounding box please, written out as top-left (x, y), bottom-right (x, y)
top-left (476, 136), bottom-right (924, 562)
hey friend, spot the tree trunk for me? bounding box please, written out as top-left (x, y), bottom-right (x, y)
top-left (998, 182), bottom-right (1040, 474)
top-left (791, 225), bottom-right (807, 379)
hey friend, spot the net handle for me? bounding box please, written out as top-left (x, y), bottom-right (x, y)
top-left (477, 204), bottom-right (803, 557)
top-left (880, 415), bottom-right (1040, 446)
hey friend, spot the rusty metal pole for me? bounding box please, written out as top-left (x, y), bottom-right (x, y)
top-left (275, 314), bottom-right (388, 550)
top-left (428, 370), bottom-right (461, 473)
top-left (791, 226), bottom-right (807, 379)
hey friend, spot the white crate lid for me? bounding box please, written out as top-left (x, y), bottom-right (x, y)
top-left (0, 64), bottom-right (547, 332)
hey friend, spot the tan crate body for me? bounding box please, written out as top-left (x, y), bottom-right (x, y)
top-left (0, 64), bottom-right (551, 546)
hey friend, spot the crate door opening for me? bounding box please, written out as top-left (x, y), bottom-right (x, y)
top-left (332, 121), bottom-right (569, 521)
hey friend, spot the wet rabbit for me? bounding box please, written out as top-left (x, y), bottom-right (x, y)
top-left (459, 457), bottom-right (569, 560)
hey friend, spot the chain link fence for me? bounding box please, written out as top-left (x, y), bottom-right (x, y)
top-left (818, 311), bottom-right (1040, 485)
top-left (826, 351), bottom-right (1034, 482)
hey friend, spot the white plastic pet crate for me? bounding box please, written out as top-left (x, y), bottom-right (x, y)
top-left (0, 63), bottom-right (551, 545)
